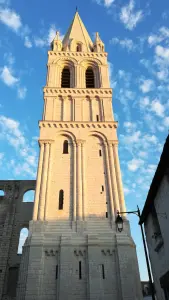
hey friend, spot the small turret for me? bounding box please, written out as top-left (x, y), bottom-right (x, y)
top-left (93, 32), bottom-right (105, 53)
top-left (51, 31), bottom-right (62, 51)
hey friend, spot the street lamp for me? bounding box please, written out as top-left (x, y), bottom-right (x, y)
top-left (115, 205), bottom-right (156, 300)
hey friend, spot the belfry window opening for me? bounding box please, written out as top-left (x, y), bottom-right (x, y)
top-left (61, 67), bottom-right (70, 88)
top-left (86, 67), bottom-right (95, 88)
top-left (63, 140), bottom-right (69, 154)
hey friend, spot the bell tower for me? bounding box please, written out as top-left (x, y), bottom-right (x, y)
top-left (17, 12), bottom-right (143, 300)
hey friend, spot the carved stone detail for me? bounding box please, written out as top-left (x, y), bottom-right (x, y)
top-left (39, 121), bottom-right (117, 129)
top-left (101, 249), bottom-right (114, 256)
top-left (44, 249), bottom-right (58, 256)
top-left (48, 51), bottom-right (107, 58)
top-left (43, 88), bottom-right (112, 97)
top-left (74, 249), bottom-right (86, 256)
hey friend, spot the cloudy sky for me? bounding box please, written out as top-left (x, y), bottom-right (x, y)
top-left (0, 0), bottom-right (168, 281)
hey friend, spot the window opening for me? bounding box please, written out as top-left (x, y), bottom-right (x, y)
top-left (61, 67), bottom-right (70, 88)
top-left (76, 44), bottom-right (81, 52)
top-left (86, 67), bottom-right (95, 88)
top-left (106, 212), bottom-right (108, 218)
top-left (102, 185), bottom-right (104, 192)
top-left (23, 190), bottom-right (35, 202)
top-left (99, 150), bottom-right (102, 157)
top-left (55, 265), bottom-right (58, 279)
top-left (63, 140), bottom-right (68, 154)
top-left (102, 264), bottom-right (105, 279)
top-left (17, 228), bottom-right (29, 254)
top-left (0, 190), bottom-right (4, 196)
top-left (96, 114), bottom-right (99, 121)
top-left (79, 261), bottom-right (82, 279)
top-left (59, 190), bottom-right (64, 210)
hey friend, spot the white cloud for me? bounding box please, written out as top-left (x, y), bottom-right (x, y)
top-left (148, 26), bottom-right (169, 46)
top-left (17, 86), bottom-right (27, 99)
top-left (4, 52), bottom-right (15, 65)
top-left (155, 45), bottom-right (169, 63)
top-left (140, 96), bottom-right (150, 109)
top-left (0, 7), bottom-right (22, 32)
top-left (0, 66), bottom-right (19, 86)
top-left (124, 186), bottom-right (130, 195)
top-left (104, 0), bottom-right (114, 6)
top-left (151, 99), bottom-right (164, 117)
top-left (110, 37), bottom-right (136, 51)
top-left (139, 79), bottom-right (154, 93)
top-left (24, 36), bottom-right (32, 48)
top-left (94, 0), bottom-right (115, 7)
top-left (34, 37), bottom-right (46, 48)
top-left (108, 61), bottom-right (116, 88)
top-left (156, 69), bottom-right (168, 81)
top-left (47, 24), bottom-right (56, 45)
top-left (34, 25), bottom-right (63, 48)
top-left (122, 131), bottom-right (141, 144)
top-left (119, 0), bottom-right (143, 30)
top-left (128, 158), bottom-right (144, 171)
top-left (138, 151), bottom-right (147, 158)
top-left (0, 115), bottom-right (38, 177)
top-left (164, 116), bottom-right (169, 127)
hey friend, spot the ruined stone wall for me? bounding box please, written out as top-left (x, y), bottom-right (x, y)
top-left (0, 180), bottom-right (36, 300)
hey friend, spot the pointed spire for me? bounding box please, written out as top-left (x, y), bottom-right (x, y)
top-left (62, 12), bottom-right (93, 52)
top-left (94, 32), bottom-right (105, 53)
top-left (51, 31), bottom-right (62, 51)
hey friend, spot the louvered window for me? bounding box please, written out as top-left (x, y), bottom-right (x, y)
top-left (86, 68), bottom-right (95, 88)
top-left (61, 68), bottom-right (70, 88)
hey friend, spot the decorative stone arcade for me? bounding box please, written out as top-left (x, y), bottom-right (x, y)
top-left (16, 12), bottom-right (143, 300)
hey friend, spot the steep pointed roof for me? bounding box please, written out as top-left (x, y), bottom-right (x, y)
top-left (62, 12), bottom-right (93, 50)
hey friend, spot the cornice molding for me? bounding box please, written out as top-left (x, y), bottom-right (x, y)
top-left (38, 139), bottom-right (55, 145)
top-left (39, 121), bottom-right (118, 129)
top-left (48, 51), bottom-right (107, 59)
top-left (43, 88), bottom-right (112, 97)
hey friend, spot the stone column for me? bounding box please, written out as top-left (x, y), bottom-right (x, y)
top-left (113, 142), bottom-right (126, 216)
top-left (76, 140), bottom-right (83, 220)
top-left (33, 141), bottom-right (44, 220)
top-left (73, 142), bottom-right (77, 221)
top-left (52, 97), bottom-right (56, 120)
top-left (44, 140), bottom-right (54, 220)
top-left (104, 142), bottom-right (115, 221)
top-left (62, 96), bottom-right (67, 121)
top-left (38, 141), bottom-right (50, 221)
top-left (108, 141), bottom-right (120, 215)
top-left (56, 66), bottom-right (61, 87)
top-left (90, 98), bottom-right (93, 121)
top-left (81, 141), bottom-right (86, 220)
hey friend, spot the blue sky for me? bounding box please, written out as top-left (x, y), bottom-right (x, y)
top-left (0, 0), bottom-right (169, 281)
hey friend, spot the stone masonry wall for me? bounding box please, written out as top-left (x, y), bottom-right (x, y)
top-left (0, 180), bottom-right (35, 300)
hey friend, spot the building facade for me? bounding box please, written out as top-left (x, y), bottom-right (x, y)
top-left (140, 135), bottom-right (169, 300)
top-left (0, 12), bottom-right (143, 300)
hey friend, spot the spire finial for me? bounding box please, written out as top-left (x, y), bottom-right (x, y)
top-left (76, 6), bottom-right (78, 12)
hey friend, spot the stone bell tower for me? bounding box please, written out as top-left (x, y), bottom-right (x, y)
top-left (16, 12), bottom-right (143, 300)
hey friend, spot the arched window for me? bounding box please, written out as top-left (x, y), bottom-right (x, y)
top-left (61, 67), bottom-right (70, 88)
top-left (86, 67), bottom-right (95, 88)
top-left (76, 43), bottom-right (81, 52)
top-left (17, 228), bottom-right (29, 254)
top-left (63, 140), bottom-right (68, 154)
top-left (59, 190), bottom-right (64, 210)
top-left (0, 190), bottom-right (4, 197)
top-left (23, 190), bottom-right (35, 202)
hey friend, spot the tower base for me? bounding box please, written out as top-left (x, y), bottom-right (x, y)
top-left (16, 220), bottom-right (143, 300)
